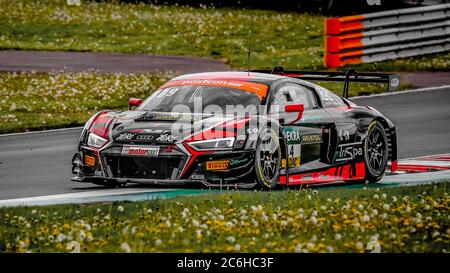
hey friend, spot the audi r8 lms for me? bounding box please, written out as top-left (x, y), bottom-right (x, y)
top-left (71, 68), bottom-right (399, 189)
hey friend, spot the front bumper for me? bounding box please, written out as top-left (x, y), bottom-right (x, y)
top-left (72, 142), bottom-right (256, 187)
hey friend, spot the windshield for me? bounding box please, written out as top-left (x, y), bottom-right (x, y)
top-left (138, 85), bottom-right (264, 113)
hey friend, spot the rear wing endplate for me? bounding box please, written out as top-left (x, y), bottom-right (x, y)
top-left (251, 67), bottom-right (400, 99)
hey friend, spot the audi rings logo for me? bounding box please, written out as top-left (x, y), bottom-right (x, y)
top-left (136, 135), bottom-right (154, 141)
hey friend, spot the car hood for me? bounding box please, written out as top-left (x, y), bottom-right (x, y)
top-left (109, 110), bottom-right (238, 144)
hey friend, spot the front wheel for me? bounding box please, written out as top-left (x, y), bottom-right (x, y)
top-left (255, 128), bottom-right (281, 190)
top-left (363, 121), bottom-right (389, 183)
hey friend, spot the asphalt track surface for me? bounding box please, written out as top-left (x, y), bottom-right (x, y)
top-left (0, 50), bottom-right (230, 74)
top-left (0, 86), bottom-right (449, 200)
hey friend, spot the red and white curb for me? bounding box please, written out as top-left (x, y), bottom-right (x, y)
top-left (389, 153), bottom-right (450, 174)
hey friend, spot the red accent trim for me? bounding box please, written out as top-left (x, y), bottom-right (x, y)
top-left (179, 143), bottom-right (211, 178)
top-left (391, 160), bottom-right (398, 173)
top-left (280, 162), bottom-right (365, 185)
top-left (285, 104), bottom-right (304, 124)
top-left (90, 112), bottom-right (115, 140)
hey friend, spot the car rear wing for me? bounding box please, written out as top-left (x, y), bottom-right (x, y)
top-left (251, 67), bottom-right (400, 99)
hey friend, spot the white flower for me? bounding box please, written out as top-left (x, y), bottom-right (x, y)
top-left (165, 220), bottom-right (172, 228)
top-left (383, 204), bottom-right (390, 210)
top-left (389, 233), bottom-right (397, 240)
top-left (371, 209), bottom-right (379, 217)
top-left (234, 244), bottom-right (241, 251)
top-left (25, 223), bottom-right (31, 228)
top-left (66, 241), bottom-right (80, 253)
top-left (18, 241), bottom-right (26, 248)
top-left (177, 227), bottom-right (185, 233)
top-left (56, 234), bottom-right (67, 242)
top-left (117, 205), bottom-right (124, 212)
top-left (326, 246), bottom-right (334, 253)
top-left (311, 210), bottom-right (318, 217)
top-left (362, 215), bottom-right (370, 222)
top-left (392, 196), bottom-right (397, 202)
top-left (306, 242), bottom-right (315, 250)
top-left (228, 200), bottom-right (233, 205)
top-left (84, 224), bottom-right (91, 231)
top-left (312, 190), bottom-right (318, 195)
top-left (373, 194), bottom-right (379, 200)
top-left (381, 193), bottom-right (387, 200)
top-left (96, 208), bottom-right (102, 213)
top-left (78, 230), bottom-right (86, 241)
top-left (355, 242), bottom-right (364, 249)
top-left (320, 205), bottom-right (327, 211)
top-left (155, 239), bottom-right (162, 246)
top-left (310, 216), bottom-right (318, 225)
top-left (335, 234), bottom-right (342, 240)
top-left (183, 208), bottom-right (189, 214)
top-left (424, 205), bottom-right (431, 210)
top-left (121, 242), bottom-right (132, 253)
top-left (31, 209), bottom-right (37, 214)
top-left (295, 244), bottom-right (302, 253)
top-left (366, 241), bottom-right (381, 253)
top-left (410, 227), bottom-right (417, 233)
top-left (416, 212), bottom-right (422, 218)
top-left (432, 231), bottom-right (440, 238)
top-left (226, 236), bottom-right (236, 244)
top-left (146, 209), bottom-right (152, 214)
top-left (280, 221), bottom-right (288, 226)
top-left (240, 209), bottom-right (247, 215)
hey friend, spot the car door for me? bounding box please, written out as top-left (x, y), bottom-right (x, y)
top-left (313, 85), bottom-right (362, 164)
top-left (268, 82), bottom-right (334, 174)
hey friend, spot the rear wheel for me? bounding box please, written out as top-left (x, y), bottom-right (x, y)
top-left (363, 121), bottom-right (389, 183)
top-left (255, 128), bottom-right (281, 190)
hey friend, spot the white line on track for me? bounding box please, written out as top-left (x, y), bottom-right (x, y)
top-left (0, 126), bottom-right (83, 137)
top-left (0, 188), bottom-right (175, 207)
top-left (350, 84), bottom-right (450, 100)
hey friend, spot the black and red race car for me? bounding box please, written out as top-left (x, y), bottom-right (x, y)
top-left (71, 68), bottom-right (400, 189)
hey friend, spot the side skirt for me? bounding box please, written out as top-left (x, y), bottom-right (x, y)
top-left (280, 162), bottom-right (365, 186)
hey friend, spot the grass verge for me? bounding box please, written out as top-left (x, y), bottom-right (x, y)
top-left (0, 183), bottom-right (448, 253)
top-left (0, 71), bottom-right (412, 134)
top-left (0, 0), bottom-right (449, 71)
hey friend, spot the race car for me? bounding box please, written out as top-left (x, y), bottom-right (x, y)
top-left (71, 67), bottom-right (400, 189)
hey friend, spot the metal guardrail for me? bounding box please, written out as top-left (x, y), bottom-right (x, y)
top-left (324, 4), bottom-right (450, 67)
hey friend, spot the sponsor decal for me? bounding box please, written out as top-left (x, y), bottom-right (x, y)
top-left (141, 129), bottom-right (168, 134)
top-left (116, 133), bottom-right (134, 141)
top-left (301, 133), bottom-right (322, 144)
top-left (84, 154), bottom-right (96, 167)
top-left (229, 157), bottom-right (250, 167)
top-left (136, 135), bottom-right (154, 141)
top-left (338, 130), bottom-right (350, 141)
top-left (206, 160), bottom-right (229, 170)
top-left (284, 128), bottom-right (302, 145)
top-left (156, 134), bottom-right (179, 143)
top-left (121, 145), bottom-right (159, 157)
top-left (282, 157), bottom-right (301, 168)
top-left (336, 142), bottom-right (363, 162)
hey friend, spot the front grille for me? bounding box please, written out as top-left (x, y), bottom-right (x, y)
top-left (104, 156), bottom-right (184, 179)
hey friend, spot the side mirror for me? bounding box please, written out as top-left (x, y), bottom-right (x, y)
top-left (128, 98), bottom-right (142, 110)
top-left (284, 104), bottom-right (304, 124)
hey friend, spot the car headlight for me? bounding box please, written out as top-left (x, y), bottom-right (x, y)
top-left (87, 132), bottom-right (108, 148)
top-left (188, 137), bottom-right (235, 151)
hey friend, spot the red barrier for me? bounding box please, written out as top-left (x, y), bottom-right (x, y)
top-left (325, 15), bottom-right (364, 35)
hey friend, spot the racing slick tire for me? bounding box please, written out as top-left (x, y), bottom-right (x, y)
top-left (362, 120), bottom-right (389, 184)
top-left (255, 127), bottom-right (281, 190)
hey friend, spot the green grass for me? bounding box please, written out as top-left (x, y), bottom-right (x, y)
top-left (0, 0), bottom-right (449, 71)
top-left (0, 183), bottom-right (448, 253)
top-left (0, 71), bottom-right (412, 134)
top-left (0, 71), bottom-right (174, 133)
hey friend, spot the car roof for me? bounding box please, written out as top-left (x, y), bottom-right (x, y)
top-left (171, 71), bottom-right (289, 85)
